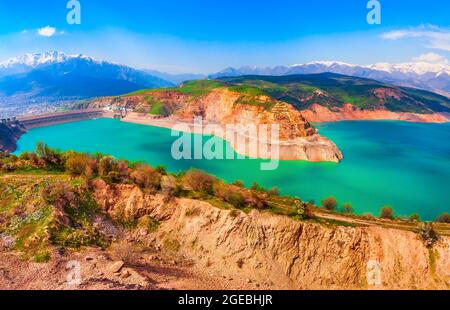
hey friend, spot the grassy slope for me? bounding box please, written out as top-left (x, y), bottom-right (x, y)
top-left (0, 174), bottom-right (105, 262)
top-left (124, 80), bottom-right (278, 110)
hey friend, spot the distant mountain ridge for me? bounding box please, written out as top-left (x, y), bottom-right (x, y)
top-left (210, 61), bottom-right (450, 98)
top-left (0, 51), bottom-right (174, 116)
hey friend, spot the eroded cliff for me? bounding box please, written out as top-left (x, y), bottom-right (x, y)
top-left (92, 180), bottom-right (450, 290)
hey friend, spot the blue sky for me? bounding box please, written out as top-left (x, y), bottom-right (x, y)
top-left (0, 0), bottom-right (449, 73)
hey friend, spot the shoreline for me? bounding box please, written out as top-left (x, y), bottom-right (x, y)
top-left (120, 112), bottom-right (344, 162)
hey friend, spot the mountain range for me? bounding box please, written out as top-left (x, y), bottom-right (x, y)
top-left (210, 61), bottom-right (450, 98)
top-left (0, 51), bottom-right (174, 116)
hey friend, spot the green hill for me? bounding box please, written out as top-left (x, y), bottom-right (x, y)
top-left (218, 73), bottom-right (450, 113)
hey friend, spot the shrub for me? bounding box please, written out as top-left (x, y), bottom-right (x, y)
top-left (342, 203), bottom-right (354, 214)
top-left (131, 164), bottom-right (161, 191)
top-left (225, 191), bottom-right (246, 209)
top-left (98, 156), bottom-right (117, 178)
top-left (213, 182), bottom-right (246, 209)
top-left (41, 180), bottom-right (78, 208)
top-left (380, 205), bottom-right (394, 220)
top-left (242, 191), bottom-right (267, 209)
top-left (321, 196), bottom-right (337, 211)
top-left (418, 222), bottom-right (439, 248)
top-left (65, 152), bottom-right (97, 177)
top-left (183, 169), bottom-right (215, 194)
top-left (435, 212), bottom-right (450, 223)
top-left (35, 142), bottom-right (63, 169)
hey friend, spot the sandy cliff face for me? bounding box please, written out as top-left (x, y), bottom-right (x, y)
top-left (92, 180), bottom-right (450, 290)
top-left (302, 104), bottom-right (450, 123)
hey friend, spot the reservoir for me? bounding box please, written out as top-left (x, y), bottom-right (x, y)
top-left (14, 118), bottom-right (450, 220)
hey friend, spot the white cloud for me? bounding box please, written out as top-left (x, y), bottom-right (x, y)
top-left (412, 53), bottom-right (449, 65)
top-left (37, 26), bottom-right (56, 37)
top-left (381, 24), bottom-right (450, 52)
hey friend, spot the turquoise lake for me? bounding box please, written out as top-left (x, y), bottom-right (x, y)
top-left (14, 118), bottom-right (450, 220)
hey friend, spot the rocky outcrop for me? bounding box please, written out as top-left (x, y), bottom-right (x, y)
top-left (302, 103), bottom-right (450, 123)
top-left (92, 180), bottom-right (450, 290)
top-left (0, 121), bottom-right (26, 153)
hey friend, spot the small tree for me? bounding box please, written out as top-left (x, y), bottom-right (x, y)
top-left (380, 205), bottom-right (394, 220)
top-left (98, 156), bottom-right (117, 177)
top-left (342, 203), bottom-right (354, 214)
top-left (131, 164), bottom-right (161, 191)
top-left (321, 196), bottom-right (337, 211)
top-left (436, 212), bottom-right (450, 223)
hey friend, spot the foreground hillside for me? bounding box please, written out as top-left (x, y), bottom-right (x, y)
top-left (1, 147), bottom-right (449, 290)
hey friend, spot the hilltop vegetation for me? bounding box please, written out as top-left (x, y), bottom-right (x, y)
top-left (124, 80), bottom-right (277, 110)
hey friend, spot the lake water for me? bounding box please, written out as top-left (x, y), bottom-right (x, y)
top-left (14, 118), bottom-right (450, 220)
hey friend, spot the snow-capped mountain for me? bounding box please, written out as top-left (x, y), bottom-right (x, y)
top-left (1, 51), bottom-right (74, 67)
top-left (0, 51), bottom-right (94, 77)
top-left (0, 51), bottom-right (173, 97)
top-left (210, 61), bottom-right (450, 97)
